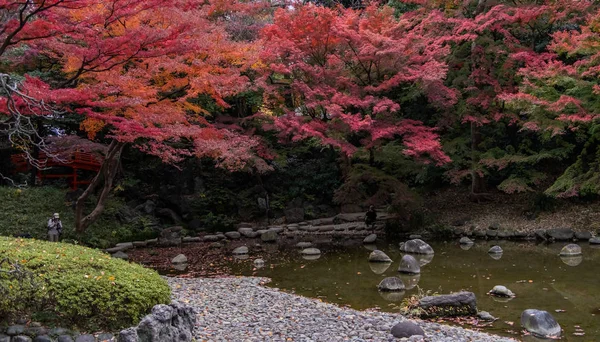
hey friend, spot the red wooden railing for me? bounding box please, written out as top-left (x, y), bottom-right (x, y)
top-left (10, 152), bottom-right (103, 190)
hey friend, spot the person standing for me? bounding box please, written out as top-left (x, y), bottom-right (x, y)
top-left (47, 213), bottom-right (62, 242)
top-left (365, 205), bottom-right (377, 228)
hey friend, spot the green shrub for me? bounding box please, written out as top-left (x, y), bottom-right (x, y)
top-left (0, 237), bottom-right (170, 330)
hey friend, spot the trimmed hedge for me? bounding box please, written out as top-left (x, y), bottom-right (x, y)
top-left (0, 237), bottom-right (170, 330)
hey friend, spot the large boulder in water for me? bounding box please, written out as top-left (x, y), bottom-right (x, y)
top-left (369, 250), bottom-right (392, 263)
top-left (547, 228), bottom-right (574, 241)
top-left (377, 277), bottom-right (405, 291)
top-left (399, 239), bottom-right (434, 255)
top-left (398, 255), bottom-right (420, 274)
top-left (559, 243), bottom-right (582, 256)
top-left (575, 231), bottom-right (591, 240)
top-left (390, 321), bottom-right (425, 339)
top-left (418, 292), bottom-right (477, 318)
top-left (521, 309), bottom-right (561, 338)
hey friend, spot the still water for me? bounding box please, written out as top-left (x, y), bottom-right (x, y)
top-left (228, 240), bottom-right (600, 341)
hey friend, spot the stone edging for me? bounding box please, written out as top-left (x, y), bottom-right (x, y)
top-left (0, 302), bottom-right (195, 342)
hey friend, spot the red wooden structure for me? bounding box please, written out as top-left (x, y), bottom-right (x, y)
top-left (11, 151), bottom-right (103, 190)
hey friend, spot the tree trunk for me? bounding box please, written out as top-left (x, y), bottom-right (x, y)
top-left (255, 173), bottom-right (270, 225)
top-left (74, 140), bottom-right (125, 233)
top-left (368, 147), bottom-right (375, 166)
top-left (470, 122), bottom-right (486, 194)
top-left (339, 152), bottom-right (352, 179)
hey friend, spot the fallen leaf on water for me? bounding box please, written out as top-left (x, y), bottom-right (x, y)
top-left (573, 332), bottom-right (585, 336)
top-left (505, 321), bottom-right (514, 326)
top-left (555, 309), bottom-right (566, 313)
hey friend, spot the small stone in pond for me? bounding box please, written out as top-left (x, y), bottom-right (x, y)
top-left (390, 321), bottom-right (425, 338)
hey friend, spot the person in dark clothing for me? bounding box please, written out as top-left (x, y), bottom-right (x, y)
top-left (365, 205), bottom-right (377, 228)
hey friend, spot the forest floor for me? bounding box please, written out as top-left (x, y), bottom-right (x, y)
top-left (425, 187), bottom-right (600, 234)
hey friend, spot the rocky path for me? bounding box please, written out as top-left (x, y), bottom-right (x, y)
top-left (168, 277), bottom-right (517, 342)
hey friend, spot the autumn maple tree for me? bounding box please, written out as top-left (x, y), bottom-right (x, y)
top-left (259, 4), bottom-right (460, 171)
top-left (0, 0), bottom-right (268, 232)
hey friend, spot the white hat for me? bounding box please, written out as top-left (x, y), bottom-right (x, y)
top-left (53, 213), bottom-right (60, 218)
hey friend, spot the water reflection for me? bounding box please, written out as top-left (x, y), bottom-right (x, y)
top-left (302, 254), bottom-right (321, 261)
top-left (399, 273), bottom-right (420, 290)
top-left (460, 243), bottom-right (473, 250)
top-left (234, 254), bottom-right (249, 260)
top-left (229, 240), bottom-right (600, 341)
top-left (410, 253), bottom-right (434, 266)
top-left (379, 290), bottom-right (405, 302)
top-left (369, 262), bottom-right (391, 274)
top-left (490, 295), bottom-right (514, 303)
top-left (560, 255), bottom-right (582, 267)
top-left (363, 244), bottom-right (377, 251)
top-left (489, 253), bottom-right (503, 260)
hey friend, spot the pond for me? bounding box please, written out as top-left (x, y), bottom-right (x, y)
top-left (227, 240), bottom-right (600, 341)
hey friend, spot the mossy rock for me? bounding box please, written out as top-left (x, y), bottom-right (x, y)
top-left (0, 237), bottom-right (170, 330)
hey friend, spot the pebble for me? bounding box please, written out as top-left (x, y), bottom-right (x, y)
top-left (167, 277), bottom-right (516, 342)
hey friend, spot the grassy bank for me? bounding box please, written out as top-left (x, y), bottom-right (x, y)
top-left (0, 186), bottom-right (158, 248)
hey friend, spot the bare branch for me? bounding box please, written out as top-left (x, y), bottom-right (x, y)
top-left (0, 172), bottom-right (28, 188)
top-left (0, 73), bottom-right (68, 170)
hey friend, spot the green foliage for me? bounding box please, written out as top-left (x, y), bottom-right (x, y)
top-left (0, 186), bottom-right (75, 240)
top-left (268, 143), bottom-right (341, 205)
top-left (0, 186), bottom-right (158, 248)
top-left (424, 223), bottom-right (454, 239)
top-left (399, 286), bottom-right (433, 317)
top-left (545, 128), bottom-right (600, 198)
top-left (334, 164), bottom-right (415, 209)
top-left (200, 212), bottom-right (236, 233)
top-left (0, 237), bottom-right (170, 330)
top-left (530, 193), bottom-right (557, 213)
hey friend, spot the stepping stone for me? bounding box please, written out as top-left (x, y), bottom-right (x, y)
top-left (301, 248), bottom-right (321, 255)
top-left (363, 234), bottom-right (377, 244)
top-left (225, 232), bottom-right (241, 239)
top-left (232, 246), bottom-right (249, 255)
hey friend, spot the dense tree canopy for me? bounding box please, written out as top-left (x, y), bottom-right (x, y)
top-left (3, 0), bottom-right (600, 232)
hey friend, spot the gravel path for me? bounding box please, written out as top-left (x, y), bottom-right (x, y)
top-left (168, 277), bottom-right (517, 342)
